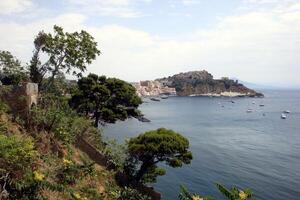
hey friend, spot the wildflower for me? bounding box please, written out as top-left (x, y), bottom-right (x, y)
top-left (63, 158), bottom-right (72, 166)
top-left (73, 192), bottom-right (81, 199)
top-left (33, 171), bottom-right (45, 181)
top-left (239, 190), bottom-right (247, 200)
top-left (192, 195), bottom-right (203, 200)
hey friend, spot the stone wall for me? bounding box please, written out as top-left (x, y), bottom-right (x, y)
top-left (0, 82), bottom-right (38, 116)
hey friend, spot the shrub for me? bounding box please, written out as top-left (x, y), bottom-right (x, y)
top-left (57, 160), bottom-right (95, 185)
top-left (117, 187), bottom-right (151, 200)
top-left (0, 134), bottom-right (37, 174)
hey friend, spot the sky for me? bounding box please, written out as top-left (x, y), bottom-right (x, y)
top-left (0, 0), bottom-right (300, 88)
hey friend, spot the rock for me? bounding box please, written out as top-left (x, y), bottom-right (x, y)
top-left (136, 115), bottom-right (151, 122)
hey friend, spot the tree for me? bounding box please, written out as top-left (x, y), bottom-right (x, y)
top-left (124, 128), bottom-right (193, 185)
top-left (29, 25), bottom-right (100, 89)
top-left (0, 50), bottom-right (26, 85)
top-left (69, 73), bottom-right (142, 127)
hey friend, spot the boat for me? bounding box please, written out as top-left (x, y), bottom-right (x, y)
top-left (281, 113), bottom-right (287, 119)
top-left (246, 109), bottom-right (253, 113)
top-left (150, 97), bottom-right (160, 102)
top-left (252, 101), bottom-right (256, 104)
top-left (259, 104), bottom-right (265, 107)
top-left (230, 100), bottom-right (235, 103)
top-left (283, 110), bottom-right (290, 114)
top-left (161, 95), bottom-right (168, 99)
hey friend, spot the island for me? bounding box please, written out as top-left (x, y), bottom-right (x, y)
top-left (133, 70), bottom-right (263, 97)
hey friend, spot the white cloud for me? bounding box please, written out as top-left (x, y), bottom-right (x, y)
top-left (0, 2), bottom-right (300, 87)
top-left (0, 0), bottom-right (32, 15)
top-left (65, 0), bottom-right (151, 18)
top-left (182, 0), bottom-right (199, 6)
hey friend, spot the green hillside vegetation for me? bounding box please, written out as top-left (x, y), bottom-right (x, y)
top-left (0, 25), bottom-right (255, 200)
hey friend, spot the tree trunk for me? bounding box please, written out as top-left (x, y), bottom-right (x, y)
top-left (94, 112), bottom-right (99, 128)
top-left (135, 161), bottom-right (152, 184)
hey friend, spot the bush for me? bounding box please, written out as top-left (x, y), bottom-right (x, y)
top-left (57, 160), bottom-right (95, 185)
top-left (102, 139), bottom-right (127, 170)
top-left (117, 187), bottom-right (151, 200)
top-left (0, 134), bottom-right (43, 200)
top-left (0, 134), bottom-right (37, 174)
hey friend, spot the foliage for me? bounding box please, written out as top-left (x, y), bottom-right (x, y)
top-left (0, 50), bottom-right (27, 85)
top-left (124, 128), bottom-right (193, 184)
top-left (102, 139), bottom-right (127, 170)
top-left (29, 25), bottom-right (100, 89)
top-left (69, 73), bottom-right (142, 127)
top-left (0, 100), bottom-right (9, 114)
top-left (179, 185), bottom-right (214, 200)
top-left (215, 183), bottom-right (255, 200)
top-left (57, 160), bottom-right (95, 185)
top-left (178, 184), bottom-right (255, 200)
top-left (0, 134), bottom-right (37, 173)
top-left (29, 94), bottom-right (96, 144)
top-left (0, 134), bottom-right (43, 200)
top-left (117, 187), bottom-right (151, 200)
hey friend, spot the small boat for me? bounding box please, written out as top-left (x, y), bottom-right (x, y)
top-left (281, 113), bottom-right (287, 119)
top-left (259, 104), bottom-right (265, 107)
top-left (150, 97), bottom-right (160, 102)
top-left (283, 110), bottom-right (290, 114)
top-left (262, 113), bottom-right (266, 116)
top-left (246, 109), bottom-right (253, 113)
top-left (252, 101), bottom-right (256, 104)
top-left (230, 100), bottom-right (235, 103)
top-left (161, 95), bottom-right (168, 99)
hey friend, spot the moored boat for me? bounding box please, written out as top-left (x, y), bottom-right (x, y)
top-left (150, 97), bottom-right (160, 101)
top-left (281, 113), bottom-right (287, 119)
top-left (246, 109), bottom-right (253, 113)
top-left (161, 95), bottom-right (168, 99)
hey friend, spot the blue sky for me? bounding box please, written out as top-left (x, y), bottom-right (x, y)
top-left (0, 0), bottom-right (300, 88)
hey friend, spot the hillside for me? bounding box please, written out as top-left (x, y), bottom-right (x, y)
top-left (156, 70), bottom-right (263, 97)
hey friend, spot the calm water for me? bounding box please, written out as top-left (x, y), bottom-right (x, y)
top-left (103, 90), bottom-right (300, 200)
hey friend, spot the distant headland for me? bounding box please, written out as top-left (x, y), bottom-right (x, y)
top-left (133, 70), bottom-right (264, 98)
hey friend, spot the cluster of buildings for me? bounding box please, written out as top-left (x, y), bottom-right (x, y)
top-left (132, 80), bottom-right (176, 97)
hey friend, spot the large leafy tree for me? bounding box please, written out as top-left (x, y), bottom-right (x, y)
top-left (69, 73), bottom-right (142, 127)
top-left (0, 51), bottom-right (27, 85)
top-left (124, 128), bottom-right (193, 185)
top-left (29, 25), bottom-right (100, 89)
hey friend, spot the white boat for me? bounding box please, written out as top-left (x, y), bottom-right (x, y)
top-left (150, 97), bottom-right (160, 102)
top-left (160, 95), bottom-right (168, 99)
top-left (246, 109), bottom-right (253, 113)
top-left (283, 110), bottom-right (290, 114)
top-left (281, 113), bottom-right (287, 119)
top-left (252, 101), bottom-right (256, 104)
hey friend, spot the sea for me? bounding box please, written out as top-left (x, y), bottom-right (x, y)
top-left (102, 90), bottom-right (300, 200)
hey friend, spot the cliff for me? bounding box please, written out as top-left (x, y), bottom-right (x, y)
top-left (156, 70), bottom-right (263, 97)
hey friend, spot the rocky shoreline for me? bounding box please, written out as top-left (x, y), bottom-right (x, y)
top-left (132, 70), bottom-right (263, 98)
